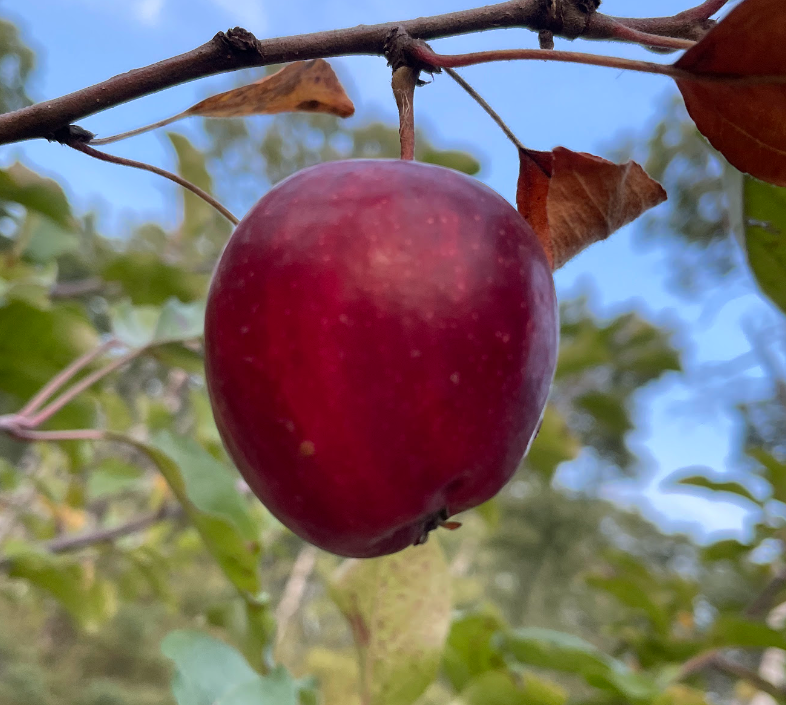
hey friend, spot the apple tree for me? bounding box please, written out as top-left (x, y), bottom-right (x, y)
top-left (2, 1), bottom-right (786, 703)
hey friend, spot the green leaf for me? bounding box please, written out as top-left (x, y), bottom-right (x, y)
top-left (700, 539), bottom-right (752, 563)
top-left (0, 300), bottom-right (98, 425)
top-left (162, 631), bottom-right (298, 705)
top-left (150, 431), bottom-right (256, 541)
top-left (4, 549), bottom-right (116, 630)
top-left (0, 162), bottom-right (72, 227)
top-left (743, 176), bottom-right (786, 315)
top-left (710, 615), bottom-right (786, 650)
top-left (22, 216), bottom-right (80, 264)
top-left (442, 609), bottom-right (507, 692)
top-left (453, 671), bottom-right (567, 705)
top-left (525, 406), bottom-right (580, 479)
top-left (419, 149), bottom-right (480, 175)
top-left (167, 132), bottom-right (216, 242)
top-left (331, 540), bottom-right (452, 705)
top-left (87, 457), bottom-right (144, 500)
top-left (666, 471), bottom-right (760, 506)
top-left (123, 434), bottom-right (261, 594)
top-left (111, 298), bottom-right (205, 347)
top-left (498, 628), bottom-right (657, 700)
top-left (102, 252), bottom-right (206, 305)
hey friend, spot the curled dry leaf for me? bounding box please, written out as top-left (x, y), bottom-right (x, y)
top-left (517, 147), bottom-right (667, 270)
top-left (187, 58), bottom-right (355, 119)
top-left (90, 59), bottom-right (354, 146)
top-left (674, 0), bottom-right (786, 186)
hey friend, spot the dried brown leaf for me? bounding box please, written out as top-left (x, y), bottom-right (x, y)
top-left (517, 147), bottom-right (667, 269)
top-left (187, 59), bottom-right (355, 119)
top-left (674, 0), bottom-right (786, 186)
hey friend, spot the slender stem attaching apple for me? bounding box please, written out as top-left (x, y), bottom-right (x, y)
top-left (68, 141), bottom-right (240, 226)
top-left (444, 68), bottom-right (525, 152)
top-left (392, 67), bottom-right (418, 161)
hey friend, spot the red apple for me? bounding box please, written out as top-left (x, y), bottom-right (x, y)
top-left (204, 159), bottom-right (558, 558)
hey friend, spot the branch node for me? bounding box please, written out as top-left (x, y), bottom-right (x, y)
top-left (384, 26), bottom-right (438, 82)
top-left (538, 30), bottom-right (555, 50)
top-left (49, 124), bottom-right (94, 145)
top-left (553, 0), bottom-right (601, 40)
top-left (216, 26), bottom-right (261, 54)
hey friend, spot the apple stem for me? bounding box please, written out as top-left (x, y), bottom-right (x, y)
top-left (392, 66), bottom-right (418, 161)
top-left (444, 68), bottom-right (525, 152)
top-left (66, 139), bottom-right (240, 226)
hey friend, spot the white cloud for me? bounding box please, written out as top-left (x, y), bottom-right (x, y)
top-left (135, 0), bottom-right (166, 24)
top-left (206, 0), bottom-right (267, 31)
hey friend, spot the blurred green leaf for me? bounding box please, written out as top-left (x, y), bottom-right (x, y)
top-left (0, 163), bottom-right (72, 228)
top-left (102, 252), bottom-right (206, 306)
top-left (442, 609), bottom-right (507, 692)
top-left (498, 628), bottom-right (657, 700)
top-left (452, 671), bottom-right (567, 705)
top-left (87, 458), bottom-right (144, 500)
top-left (22, 216), bottom-right (80, 264)
top-left (743, 176), bottom-right (786, 315)
top-left (419, 149), bottom-right (480, 176)
top-left (150, 431), bottom-right (255, 541)
top-left (331, 540), bottom-right (452, 705)
top-left (700, 539), bottom-right (752, 563)
top-left (167, 132), bottom-right (216, 243)
top-left (667, 471), bottom-right (760, 506)
top-left (710, 615), bottom-right (786, 650)
top-left (0, 300), bottom-right (98, 424)
top-left (124, 434), bottom-right (261, 594)
top-left (111, 298), bottom-right (205, 347)
top-left (525, 406), bottom-right (580, 479)
top-left (162, 631), bottom-right (298, 705)
top-left (4, 549), bottom-right (116, 630)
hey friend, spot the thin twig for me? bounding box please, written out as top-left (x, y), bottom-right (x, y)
top-left (24, 346), bottom-right (149, 429)
top-left (3, 428), bottom-right (108, 442)
top-left (68, 141), bottom-right (239, 226)
top-left (592, 16), bottom-right (696, 51)
top-left (90, 114), bottom-right (185, 146)
top-left (680, 650), bottom-right (786, 699)
top-left (746, 567), bottom-right (786, 620)
top-left (0, 0), bottom-right (736, 145)
top-left (443, 68), bottom-right (524, 151)
top-left (17, 338), bottom-right (119, 418)
top-left (410, 44), bottom-right (786, 87)
top-left (275, 545), bottom-right (318, 649)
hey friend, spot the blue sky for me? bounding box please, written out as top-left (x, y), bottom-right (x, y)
top-left (3, 0), bottom-right (771, 540)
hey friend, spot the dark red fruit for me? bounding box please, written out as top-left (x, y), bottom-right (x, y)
top-left (205, 159), bottom-right (558, 558)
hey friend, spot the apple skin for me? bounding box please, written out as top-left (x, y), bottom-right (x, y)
top-left (205, 159), bottom-right (558, 558)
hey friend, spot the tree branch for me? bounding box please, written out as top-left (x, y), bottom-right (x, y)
top-left (0, 504), bottom-right (183, 571)
top-left (0, 0), bottom-right (724, 146)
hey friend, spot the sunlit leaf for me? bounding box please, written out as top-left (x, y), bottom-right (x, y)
top-left (711, 615), bottom-right (786, 650)
top-left (451, 670), bottom-right (567, 705)
top-left (102, 252), bottom-right (206, 306)
top-left (331, 540), bottom-right (452, 705)
top-left (525, 406), bottom-right (580, 479)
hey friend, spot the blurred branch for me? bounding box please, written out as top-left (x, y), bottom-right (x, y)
top-left (680, 650), bottom-right (786, 700)
top-left (746, 567), bottom-right (786, 620)
top-left (274, 544), bottom-right (318, 649)
top-left (0, 503), bottom-right (183, 571)
top-left (0, 0), bottom-right (724, 145)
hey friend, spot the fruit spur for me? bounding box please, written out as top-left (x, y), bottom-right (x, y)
top-left (205, 159), bottom-right (558, 558)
